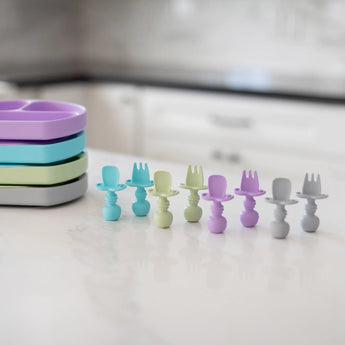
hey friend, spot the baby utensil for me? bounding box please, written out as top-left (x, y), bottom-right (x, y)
top-left (234, 170), bottom-right (266, 227)
top-left (296, 173), bottom-right (328, 232)
top-left (126, 162), bottom-right (154, 217)
top-left (148, 171), bottom-right (179, 228)
top-left (96, 166), bottom-right (127, 221)
top-left (0, 100), bottom-right (87, 140)
top-left (201, 175), bottom-right (234, 234)
top-left (180, 165), bottom-right (207, 222)
top-left (266, 178), bottom-right (298, 239)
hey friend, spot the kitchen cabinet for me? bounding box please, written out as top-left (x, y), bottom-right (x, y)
top-left (38, 82), bottom-right (86, 105)
top-left (23, 82), bottom-right (344, 179)
top-left (140, 87), bottom-right (345, 178)
top-left (83, 83), bottom-right (140, 155)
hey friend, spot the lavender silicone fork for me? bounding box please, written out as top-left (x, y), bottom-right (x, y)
top-left (201, 175), bottom-right (234, 234)
top-left (234, 170), bottom-right (266, 227)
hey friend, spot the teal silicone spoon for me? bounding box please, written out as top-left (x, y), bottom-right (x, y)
top-left (96, 166), bottom-right (126, 221)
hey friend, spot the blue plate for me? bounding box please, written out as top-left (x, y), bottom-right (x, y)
top-left (0, 131), bottom-right (86, 164)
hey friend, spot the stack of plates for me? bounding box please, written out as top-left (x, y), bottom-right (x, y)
top-left (0, 100), bottom-right (88, 206)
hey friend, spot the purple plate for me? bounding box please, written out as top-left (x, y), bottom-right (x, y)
top-left (0, 100), bottom-right (87, 140)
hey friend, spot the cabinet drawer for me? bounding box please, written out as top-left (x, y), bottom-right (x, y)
top-left (143, 87), bottom-right (345, 164)
top-left (145, 137), bottom-right (331, 178)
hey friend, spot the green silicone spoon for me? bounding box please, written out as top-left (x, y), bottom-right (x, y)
top-left (148, 171), bottom-right (179, 228)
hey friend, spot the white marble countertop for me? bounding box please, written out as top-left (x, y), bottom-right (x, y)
top-left (0, 148), bottom-right (344, 345)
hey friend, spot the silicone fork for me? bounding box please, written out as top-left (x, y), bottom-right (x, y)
top-left (266, 178), bottom-right (298, 239)
top-left (126, 163), bottom-right (154, 217)
top-left (296, 173), bottom-right (328, 232)
top-left (180, 165), bottom-right (207, 222)
top-left (201, 175), bottom-right (234, 234)
top-left (148, 171), bottom-right (179, 228)
top-left (96, 166), bottom-right (127, 221)
top-left (234, 170), bottom-right (266, 227)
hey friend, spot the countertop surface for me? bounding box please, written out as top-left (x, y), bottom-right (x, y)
top-left (3, 64), bottom-right (345, 102)
top-left (0, 148), bottom-right (344, 345)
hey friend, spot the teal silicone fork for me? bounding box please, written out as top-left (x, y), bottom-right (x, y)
top-left (126, 162), bottom-right (154, 216)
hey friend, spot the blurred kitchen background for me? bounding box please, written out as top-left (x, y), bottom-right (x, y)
top-left (0, 0), bottom-right (344, 178)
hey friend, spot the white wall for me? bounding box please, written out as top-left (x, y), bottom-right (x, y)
top-left (0, 0), bottom-right (80, 74)
top-left (79, 0), bottom-right (345, 78)
top-left (0, 0), bottom-right (344, 80)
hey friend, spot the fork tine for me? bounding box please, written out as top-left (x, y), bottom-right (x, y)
top-left (316, 174), bottom-right (321, 194)
top-left (302, 173), bottom-right (308, 194)
top-left (132, 162), bottom-right (137, 180)
top-left (199, 166), bottom-right (204, 184)
top-left (195, 165), bottom-right (202, 187)
top-left (144, 163), bottom-right (150, 182)
top-left (240, 170), bottom-right (246, 190)
top-left (254, 170), bottom-right (259, 190)
top-left (249, 170), bottom-right (252, 179)
top-left (186, 165), bottom-right (192, 184)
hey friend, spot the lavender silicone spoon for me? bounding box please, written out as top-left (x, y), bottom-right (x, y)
top-left (202, 175), bottom-right (234, 234)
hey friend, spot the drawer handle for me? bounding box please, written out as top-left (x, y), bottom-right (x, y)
top-left (227, 153), bottom-right (241, 163)
top-left (209, 114), bottom-right (252, 129)
top-left (211, 150), bottom-right (242, 163)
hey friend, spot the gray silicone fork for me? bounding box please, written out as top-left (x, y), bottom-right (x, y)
top-left (296, 173), bottom-right (328, 232)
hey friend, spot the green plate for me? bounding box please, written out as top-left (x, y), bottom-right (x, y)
top-left (0, 152), bottom-right (88, 185)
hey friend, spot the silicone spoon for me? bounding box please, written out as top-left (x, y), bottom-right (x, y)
top-left (266, 178), bottom-right (298, 239)
top-left (148, 171), bottom-right (179, 228)
top-left (201, 175), bottom-right (234, 234)
top-left (96, 166), bottom-right (126, 221)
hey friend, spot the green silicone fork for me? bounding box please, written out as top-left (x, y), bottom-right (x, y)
top-left (180, 165), bottom-right (207, 222)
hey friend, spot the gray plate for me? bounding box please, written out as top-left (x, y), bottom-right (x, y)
top-left (0, 174), bottom-right (88, 206)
